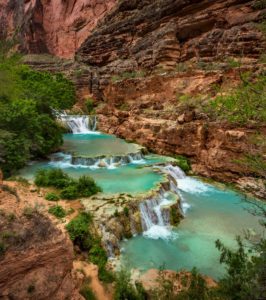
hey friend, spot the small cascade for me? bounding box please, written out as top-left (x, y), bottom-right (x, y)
top-left (139, 191), bottom-right (177, 240)
top-left (161, 164), bottom-right (191, 214)
top-left (54, 110), bottom-right (98, 134)
top-left (71, 151), bottom-right (145, 169)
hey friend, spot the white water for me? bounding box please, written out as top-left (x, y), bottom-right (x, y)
top-left (55, 110), bottom-right (98, 134)
top-left (138, 164), bottom-right (209, 241)
top-left (49, 151), bottom-right (146, 170)
top-left (72, 152), bottom-right (146, 169)
top-left (140, 191), bottom-right (178, 240)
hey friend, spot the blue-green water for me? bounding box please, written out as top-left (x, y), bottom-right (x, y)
top-left (62, 133), bottom-right (141, 156)
top-left (121, 177), bottom-right (263, 279)
top-left (19, 133), bottom-right (170, 194)
top-left (19, 132), bottom-right (263, 279)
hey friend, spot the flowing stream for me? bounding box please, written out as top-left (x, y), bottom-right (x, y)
top-left (19, 114), bottom-right (264, 279)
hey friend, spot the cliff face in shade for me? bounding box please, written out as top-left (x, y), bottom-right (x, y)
top-left (77, 0), bottom-right (265, 70)
top-left (0, 0), bottom-right (116, 58)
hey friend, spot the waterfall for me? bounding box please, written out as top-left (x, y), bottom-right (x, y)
top-left (161, 164), bottom-right (191, 214)
top-left (139, 191), bottom-right (177, 240)
top-left (54, 110), bottom-right (98, 134)
top-left (71, 151), bottom-right (145, 169)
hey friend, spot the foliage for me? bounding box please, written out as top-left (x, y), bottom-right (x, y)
top-left (176, 268), bottom-right (214, 300)
top-left (48, 205), bottom-right (66, 218)
top-left (76, 175), bottom-right (102, 197)
top-left (114, 269), bottom-right (147, 300)
top-left (66, 212), bottom-right (93, 250)
top-left (80, 285), bottom-right (97, 300)
top-left (206, 74), bottom-right (266, 124)
top-left (214, 199), bottom-right (266, 300)
top-left (175, 155), bottom-right (191, 173)
top-left (252, 0), bottom-right (266, 10)
top-left (85, 98), bottom-right (95, 114)
top-left (35, 170), bottom-right (101, 200)
top-left (45, 192), bottom-right (60, 201)
top-left (88, 239), bottom-right (114, 283)
top-left (0, 44), bottom-right (75, 176)
top-left (60, 185), bottom-right (79, 200)
top-left (35, 168), bottom-right (72, 188)
top-left (111, 71), bottom-right (146, 83)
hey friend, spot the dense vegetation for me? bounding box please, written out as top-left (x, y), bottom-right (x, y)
top-left (0, 46), bottom-right (75, 176)
top-left (34, 168), bottom-right (102, 199)
top-left (66, 212), bottom-right (114, 283)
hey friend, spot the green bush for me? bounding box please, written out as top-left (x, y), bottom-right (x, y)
top-left (35, 170), bottom-right (101, 200)
top-left (85, 99), bottom-right (95, 114)
top-left (66, 212), bottom-right (93, 250)
top-left (60, 185), bottom-right (79, 200)
top-left (80, 286), bottom-right (97, 300)
top-left (45, 192), bottom-right (60, 201)
top-left (0, 45), bottom-right (75, 176)
top-left (206, 74), bottom-right (266, 124)
top-left (34, 168), bottom-right (71, 188)
top-left (76, 176), bottom-right (102, 197)
top-left (114, 270), bottom-right (146, 300)
top-left (175, 155), bottom-right (191, 173)
top-left (48, 205), bottom-right (66, 218)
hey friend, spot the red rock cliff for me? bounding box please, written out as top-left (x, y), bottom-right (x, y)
top-left (0, 0), bottom-right (116, 58)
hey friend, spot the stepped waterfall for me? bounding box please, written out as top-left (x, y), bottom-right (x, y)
top-left (138, 164), bottom-right (190, 240)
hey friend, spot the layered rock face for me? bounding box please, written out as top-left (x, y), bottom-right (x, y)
top-left (0, 0), bottom-right (116, 58)
top-left (77, 0), bottom-right (265, 70)
top-left (75, 0), bottom-right (266, 194)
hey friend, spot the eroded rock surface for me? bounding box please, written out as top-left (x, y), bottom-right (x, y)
top-left (0, 183), bottom-right (82, 300)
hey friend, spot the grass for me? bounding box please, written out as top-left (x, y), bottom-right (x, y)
top-left (111, 70), bottom-right (146, 83)
top-left (205, 73), bottom-right (266, 124)
top-left (48, 205), bottom-right (66, 219)
top-left (45, 192), bottom-right (60, 201)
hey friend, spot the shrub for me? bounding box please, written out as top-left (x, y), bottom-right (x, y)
top-left (114, 269), bottom-right (146, 300)
top-left (0, 48), bottom-right (75, 176)
top-left (175, 155), bottom-right (191, 173)
top-left (76, 176), bottom-right (102, 197)
top-left (80, 285), bottom-right (97, 300)
top-left (34, 168), bottom-right (71, 188)
top-left (123, 207), bottom-right (129, 217)
top-left (45, 192), bottom-right (60, 201)
top-left (35, 170), bottom-right (101, 200)
top-left (206, 74), bottom-right (266, 124)
top-left (66, 212), bottom-right (93, 250)
top-left (48, 205), bottom-right (66, 218)
top-left (60, 185), bottom-right (79, 200)
top-left (85, 99), bottom-right (95, 114)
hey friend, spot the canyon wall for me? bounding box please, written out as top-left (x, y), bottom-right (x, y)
top-left (76, 0), bottom-right (266, 195)
top-left (0, 0), bottom-right (116, 58)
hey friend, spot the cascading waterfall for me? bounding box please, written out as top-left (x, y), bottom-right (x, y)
top-left (138, 164), bottom-right (192, 240)
top-left (72, 151), bottom-right (145, 169)
top-left (54, 110), bottom-right (98, 134)
top-left (161, 164), bottom-right (191, 214)
top-left (139, 189), bottom-right (177, 240)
